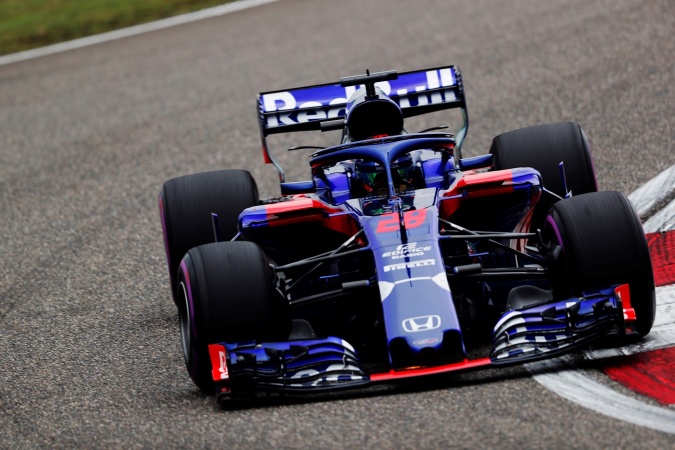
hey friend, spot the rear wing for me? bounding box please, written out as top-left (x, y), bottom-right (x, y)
top-left (257, 65), bottom-right (468, 182)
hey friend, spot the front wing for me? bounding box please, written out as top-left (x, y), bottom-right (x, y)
top-left (209, 284), bottom-right (637, 400)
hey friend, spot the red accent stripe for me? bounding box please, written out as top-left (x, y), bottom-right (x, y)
top-left (261, 197), bottom-right (358, 236)
top-left (602, 347), bottom-right (675, 405)
top-left (262, 146), bottom-right (272, 164)
top-left (463, 185), bottom-right (515, 198)
top-left (647, 231), bottom-right (675, 286)
top-left (440, 169), bottom-right (515, 218)
top-left (263, 197), bottom-right (315, 214)
top-left (370, 358), bottom-right (492, 382)
top-left (460, 169), bottom-right (514, 185)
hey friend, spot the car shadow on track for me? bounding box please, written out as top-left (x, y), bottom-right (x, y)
top-left (210, 364), bottom-right (535, 411)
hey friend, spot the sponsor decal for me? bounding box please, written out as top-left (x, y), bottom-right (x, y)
top-left (383, 259), bottom-right (435, 273)
top-left (382, 242), bottom-right (432, 259)
top-left (208, 344), bottom-right (229, 381)
top-left (402, 315), bottom-right (442, 333)
top-left (262, 68), bottom-right (458, 128)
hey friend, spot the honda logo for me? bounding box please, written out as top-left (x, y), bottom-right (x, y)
top-left (402, 315), bottom-right (441, 333)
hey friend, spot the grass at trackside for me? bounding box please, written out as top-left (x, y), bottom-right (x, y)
top-left (0, 0), bottom-right (236, 56)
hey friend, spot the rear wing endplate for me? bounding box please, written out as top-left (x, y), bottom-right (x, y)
top-left (257, 65), bottom-right (468, 182)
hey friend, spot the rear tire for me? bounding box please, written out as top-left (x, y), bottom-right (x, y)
top-left (159, 170), bottom-right (259, 304)
top-left (177, 241), bottom-right (290, 393)
top-left (545, 191), bottom-right (655, 336)
top-left (490, 122), bottom-right (597, 229)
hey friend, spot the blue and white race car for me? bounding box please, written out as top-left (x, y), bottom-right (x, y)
top-left (159, 66), bottom-right (655, 401)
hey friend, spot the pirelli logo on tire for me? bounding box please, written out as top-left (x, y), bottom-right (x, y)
top-left (383, 259), bottom-right (436, 272)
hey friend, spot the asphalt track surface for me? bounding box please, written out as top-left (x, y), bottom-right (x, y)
top-left (1, 0), bottom-right (674, 448)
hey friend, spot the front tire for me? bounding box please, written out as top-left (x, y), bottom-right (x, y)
top-left (177, 241), bottom-right (290, 393)
top-left (545, 191), bottom-right (655, 336)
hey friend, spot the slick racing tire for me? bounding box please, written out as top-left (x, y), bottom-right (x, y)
top-left (159, 170), bottom-right (259, 305)
top-left (177, 241), bottom-right (290, 393)
top-left (490, 122), bottom-right (597, 230)
top-left (545, 191), bottom-right (655, 337)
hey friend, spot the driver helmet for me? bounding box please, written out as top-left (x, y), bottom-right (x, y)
top-left (345, 87), bottom-right (404, 141)
top-left (354, 155), bottom-right (414, 195)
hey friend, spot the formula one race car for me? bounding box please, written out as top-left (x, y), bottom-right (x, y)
top-left (159, 66), bottom-right (655, 401)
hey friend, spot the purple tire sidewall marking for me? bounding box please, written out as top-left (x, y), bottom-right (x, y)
top-left (158, 194), bottom-right (173, 285)
top-left (546, 215), bottom-right (565, 254)
top-left (180, 259), bottom-right (199, 374)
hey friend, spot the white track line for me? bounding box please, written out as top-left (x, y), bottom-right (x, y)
top-left (529, 356), bottom-right (675, 434)
top-left (628, 164), bottom-right (675, 220)
top-left (643, 199), bottom-right (675, 232)
top-left (0, 0), bottom-right (282, 67)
